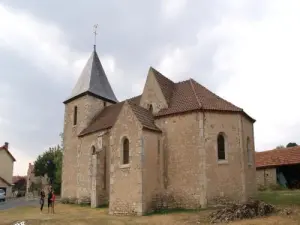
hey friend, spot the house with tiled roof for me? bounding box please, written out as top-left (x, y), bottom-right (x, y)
top-left (61, 45), bottom-right (256, 216)
top-left (0, 142), bottom-right (16, 198)
top-left (256, 146), bottom-right (300, 188)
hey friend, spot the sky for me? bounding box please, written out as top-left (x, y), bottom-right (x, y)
top-left (0, 0), bottom-right (299, 176)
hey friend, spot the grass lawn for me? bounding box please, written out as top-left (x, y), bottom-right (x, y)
top-left (1, 191), bottom-right (300, 225)
top-left (257, 190), bottom-right (300, 206)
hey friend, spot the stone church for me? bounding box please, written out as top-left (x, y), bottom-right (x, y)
top-left (61, 46), bottom-right (257, 216)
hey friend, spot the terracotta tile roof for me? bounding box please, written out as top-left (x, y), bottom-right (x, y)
top-left (151, 67), bottom-right (175, 105)
top-left (80, 69), bottom-right (255, 137)
top-left (79, 96), bottom-right (141, 136)
top-left (256, 146), bottom-right (300, 168)
top-left (0, 176), bottom-right (12, 186)
top-left (155, 79), bottom-right (247, 117)
top-left (128, 101), bottom-right (161, 132)
top-left (0, 144), bottom-right (16, 162)
top-left (12, 176), bottom-right (26, 184)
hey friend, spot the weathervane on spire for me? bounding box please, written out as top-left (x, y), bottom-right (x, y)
top-left (93, 24), bottom-right (98, 51)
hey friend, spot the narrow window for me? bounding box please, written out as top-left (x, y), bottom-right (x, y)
top-left (247, 137), bottom-right (252, 164)
top-left (149, 104), bottom-right (153, 113)
top-left (123, 138), bottom-right (129, 164)
top-left (73, 106), bottom-right (78, 125)
top-left (217, 133), bottom-right (226, 160)
top-left (91, 146), bottom-right (96, 155)
top-left (103, 101), bottom-right (107, 107)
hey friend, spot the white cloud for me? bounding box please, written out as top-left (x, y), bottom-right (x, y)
top-left (161, 0), bottom-right (187, 20)
top-left (0, 4), bottom-right (122, 83)
top-left (158, 0), bottom-right (300, 151)
top-left (0, 3), bottom-right (125, 175)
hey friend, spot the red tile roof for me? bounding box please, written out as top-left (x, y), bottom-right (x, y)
top-left (128, 100), bottom-right (161, 132)
top-left (12, 176), bottom-right (27, 184)
top-left (0, 144), bottom-right (16, 162)
top-left (256, 146), bottom-right (300, 168)
top-left (79, 96), bottom-right (142, 136)
top-left (79, 68), bottom-right (255, 137)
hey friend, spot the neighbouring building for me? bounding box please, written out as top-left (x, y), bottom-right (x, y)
top-left (61, 45), bottom-right (257, 216)
top-left (26, 163), bottom-right (50, 196)
top-left (256, 146), bottom-right (300, 189)
top-left (0, 142), bottom-right (16, 197)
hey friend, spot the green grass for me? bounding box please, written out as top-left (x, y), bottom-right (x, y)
top-left (257, 190), bottom-right (300, 206)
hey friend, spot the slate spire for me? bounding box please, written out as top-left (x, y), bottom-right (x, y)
top-left (64, 48), bottom-right (118, 104)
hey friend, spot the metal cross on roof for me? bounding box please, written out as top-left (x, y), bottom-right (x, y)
top-left (93, 24), bottom-right (98, 51)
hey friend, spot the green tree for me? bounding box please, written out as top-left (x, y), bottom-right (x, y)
top-left (286, 142), bottom-right (298, 148)
top-left (33, 134), bottom-right (63, 194)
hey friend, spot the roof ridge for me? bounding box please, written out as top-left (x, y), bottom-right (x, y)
top-left (150, 67), bottom-right (175, 84)
top-left (256, 145), bottom-right (300, 153)
top-left (190, 78), bottom-right (243, 111)
top-left (189, 79), bottom-right (202, 108)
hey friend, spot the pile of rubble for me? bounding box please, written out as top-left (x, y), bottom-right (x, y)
top-left (209, 199), bottom-right (275, 223)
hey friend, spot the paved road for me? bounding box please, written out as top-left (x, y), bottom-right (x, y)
top-left (0, 198), bottom-right (39, 210)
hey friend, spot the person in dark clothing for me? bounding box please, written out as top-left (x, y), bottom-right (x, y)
top-left (40, 189), bottom-right (45, 212)
top-left (47, 189), bottom-right (53, 213)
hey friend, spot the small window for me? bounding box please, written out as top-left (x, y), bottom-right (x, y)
top-left (217, 133), bottom-right (226, 160)
top-left (123, 138), bottom-right (129, 164)
top-left (247, 137), bottom-right (252, 164)
top-left (91, 146), bottom-right (96, 155)
top-left (73, 106), bottom-right (78, 125)
top-left (149, 104), bottom-right (153, 113)
top-left (104, 101), bottom-right (107, 107)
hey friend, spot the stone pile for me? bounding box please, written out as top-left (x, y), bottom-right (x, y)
top-left (209, 200), bottom-right (275, 223)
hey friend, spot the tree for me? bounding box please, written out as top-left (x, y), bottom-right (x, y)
top-left (276, 145), bottom-right (285, 149)
top-left (286, 142), bottom-right (298, 148)
top-left (33, 134), bottom-right (63, 194)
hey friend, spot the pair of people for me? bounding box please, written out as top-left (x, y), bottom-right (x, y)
top-left (40, 188), bottom-right (56, 214)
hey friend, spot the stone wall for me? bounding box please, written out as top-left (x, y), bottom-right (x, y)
top-left (256, 168), bottom-right (277, 187)
top-left (142, 129), bottom-right (161, 213)
top-left (241, 115), bottom-right (257, 198)
top-left (139, 69), bottom-right (168, 113)
top-left (61, 95), bottom-right (105, 199)
top-left (155, 112), bottom-right (205, 209)
top-left (205, 112), bottom-right (245, 203)
top-left (109, 102), bottom-right (144, 215)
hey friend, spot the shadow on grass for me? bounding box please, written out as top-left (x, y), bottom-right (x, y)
top-left (145, 207), bottom-right (207, 216)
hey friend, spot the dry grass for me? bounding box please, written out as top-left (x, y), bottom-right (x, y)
top-left (2, 191), bottom-right (300, 225)
top-left (1, 203), bottom-right (300, 225)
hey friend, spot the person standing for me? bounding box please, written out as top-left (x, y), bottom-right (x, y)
top-left (51, 190), bottom-right (56, 214)
top-left (47, 189), bottom-right (53, 213)
top-left (40, 189), bottom-right (45, 213)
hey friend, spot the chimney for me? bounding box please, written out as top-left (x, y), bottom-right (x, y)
top-left (4, 142), bottom-right (8, 149)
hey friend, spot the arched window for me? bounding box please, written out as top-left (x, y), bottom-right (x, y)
top-left (247, 137), bottom-right (252, 164)
top-left (123, 138), bottom-right (129, 164)
top-left (149, 104), bottom-right (153, 113)
top-left (73, 106), bottom-right (78, 125)
top-left (91, 145), bottom-right (96, 155)
top-left (217, 133), bottom-right (226, 160)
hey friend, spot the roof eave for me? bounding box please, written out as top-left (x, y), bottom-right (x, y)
top-left (63, 91), bottom-right (118, 105)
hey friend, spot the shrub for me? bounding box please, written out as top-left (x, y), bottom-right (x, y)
top-left (258, 185), bottom-right (267, 191)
